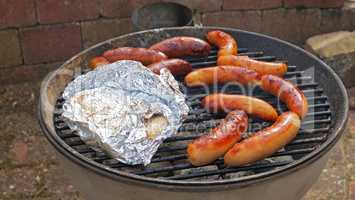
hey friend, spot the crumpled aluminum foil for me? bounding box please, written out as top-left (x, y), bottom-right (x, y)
top-left (62, 60), bottom-right (189, 165)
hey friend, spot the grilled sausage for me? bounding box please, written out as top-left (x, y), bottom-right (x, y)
top-left (147, 59), bottom-right (192, 76)
top-left (188, 110), bottom-right (248, 166)
top-left (260, 75), bottom-right (308, 119)
top-left (224, 112), bottom-right (301, 166)
top-left (217, 55), bottom-right (288, 77)
top-left (149, 37), bottom-right (211, 58)
top-left (206, 30), bottom-right (237, 57)
top-left (103, 47), bottom-right (168, 65)
top-left (89, 56), bottom-right (110, 69)
top-left (185, 66), bottom-right (259, 87)
top-left (202, 94), bottom-right (278, 121)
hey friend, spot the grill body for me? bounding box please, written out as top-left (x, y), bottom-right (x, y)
top-left (38, 27), bottom-right (348, 200)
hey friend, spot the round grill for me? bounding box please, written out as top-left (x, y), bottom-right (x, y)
top-left (52, 46), bottom-right (332, 182)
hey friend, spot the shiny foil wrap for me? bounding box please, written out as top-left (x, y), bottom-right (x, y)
top-left (62, 60), bottom-right (189, 165)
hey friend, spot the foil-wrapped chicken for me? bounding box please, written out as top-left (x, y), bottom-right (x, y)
top-left (62, 60), bottom-right (189, 165)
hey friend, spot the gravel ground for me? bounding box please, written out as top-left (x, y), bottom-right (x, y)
top-left (0, 81), bottom-right (354, 200)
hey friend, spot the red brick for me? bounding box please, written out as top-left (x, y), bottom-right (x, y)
top-left (20, 24), bottom-right (82, 64)
top-left (284, 0), bottom-right (345, 8)
top-left (261, 9), bottom-right (305, 44)
top-left (300, 9), bottom-right (322, 41)
top-left (0, 0), bottom-right (36, 29)
top-left (0, 62), bottom-right (61, 85)
top-left (101, 0), bottom-right (159, 18)
top-left (320, 9), bottom-right (355, 34)
top-left (165, 0), bottom-right (223, 12)
top-left (202, 11), bottom-right (262, 33)
top-left (0, 30), bottom-right (22, 67)
top-left (223, 0), bottom-right (282, 10)
top-left (81, 18), bottom-right (133, 48)
top-left (36, 0), bottom-right (100, 24)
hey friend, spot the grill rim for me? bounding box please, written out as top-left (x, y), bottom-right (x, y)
top-left (38, 26), bottom-right (349, 189)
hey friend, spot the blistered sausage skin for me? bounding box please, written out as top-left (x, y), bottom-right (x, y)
top-left (188, 110), bottom-right (248, 166)
top-left (149, 37), bottom-right (211, 58)
top-left (206, 30), bottom-right (237, 57)
top-left (224, 112), bottom-right (301, 166)
top-left (260, 75), bottom-right (308, 119)
top-left (103, 47), bottom-right (168, 65)
top-left (202, 94), bottom-right (278, 121)
top-left (184, 66), bottom-right (259, 87)
top-left (217, 55), bottom-right (288, 77)
top-left (147, 59), bottom-right (192, 76)
top-left (89, 56), bottom-right (110, 69)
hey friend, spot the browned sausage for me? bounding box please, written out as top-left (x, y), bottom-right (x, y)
top-left (89, 56), bottom-right (110, 69)
top-left (224, 112), bottom-right (301, 166)
top-left (103, 47), bottom-right (168, 65)
top-left (206, 30), bottom-right (237, 57)
top-left (217, 55), bottom-right (288, 77)
top-left (202, 94), bottom-right (278, 121)
top-left (260, 75), bottom-right (308, 119)
top-left (149, 37), bottom-right (211, 58)
top-left (147, 59), bottom-right (192, 76)
top-left (188, 110), bottom-right (248, 166)
top-left (184, 66), bottom-right (259, 87)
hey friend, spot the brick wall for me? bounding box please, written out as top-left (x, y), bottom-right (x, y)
top-left (0, 0), bottom-right (354, 84)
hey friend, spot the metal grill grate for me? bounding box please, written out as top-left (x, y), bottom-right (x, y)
top-left (53, 47), bottom-right (331, 181)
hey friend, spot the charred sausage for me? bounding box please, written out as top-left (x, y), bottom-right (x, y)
top-left (260, 75), bottom-right (308, 119)
top-left (206, 30), bottom-right (237, 57)
top-left (202, 94), bottom-right (278, 121)
top-left (149, 37), bottom-right (211, 58)
top-left (188, 110), bottom-right (248, 166)
top-left (147, 59), bottom-right (192, 76)
top-left (103, 47), bottom-right (168, 65)
top-left (89, 56), bottom-right (110, 69)
top-left (217, 55), bottom-right (288, 77)
top-left (184, 66), bottom-right (259, 87)
top-left (224, 112), bottom-right (301, 166)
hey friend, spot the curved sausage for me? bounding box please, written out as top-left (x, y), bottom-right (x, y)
top-left (188, 110), bottom-right (248, 166)
top-left (217, 55), bottom-right (288, 77)
top-left (149, 37), bottom-right (211, 58)
top-left (224, 112), bottom-right (301, 166)
top-left (184, 66), bottom-right (259, 87)
top-left (202, 94), bottom-right (278, 121)
top-left (206, 30), bottom-right (237, 57)
top-left (147, 59), bottom-right (192, 76)
top-left (260, 75), bottom-right (308, 119)
top-left (103, 47), bottom-right (168, 65)
top-left (89, 56), bottom-right (110, 69)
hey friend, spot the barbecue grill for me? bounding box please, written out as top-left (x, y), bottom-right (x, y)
top-left (38, 27), bottom-right (348, 200)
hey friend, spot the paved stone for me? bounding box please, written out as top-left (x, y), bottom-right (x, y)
top-left (350, 181), bottom-right (355, 200)
top-left (303, 141), bottom-right (347, 200)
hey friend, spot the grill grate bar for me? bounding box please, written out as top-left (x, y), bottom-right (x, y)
top-left (53, 45), bottom-right (332, 182)
top-left (166, 160), bottom-right (293, 180)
